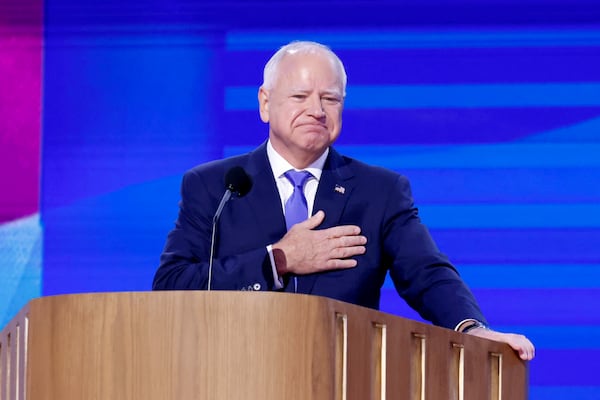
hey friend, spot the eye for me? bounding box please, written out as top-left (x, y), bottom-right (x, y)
top-left (323, 96), bottom-right (341, 104)
top-left (291, 94), bottom-right (307, 100)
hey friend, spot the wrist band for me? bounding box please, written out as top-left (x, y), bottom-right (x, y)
top-left (462, 321), bottom-right (488, 333)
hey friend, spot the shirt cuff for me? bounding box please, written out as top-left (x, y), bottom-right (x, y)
top-left (266, 244), bottom-right (284, 290)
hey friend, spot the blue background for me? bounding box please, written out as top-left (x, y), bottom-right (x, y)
top-left (3, 0), bottom-right (600, 398)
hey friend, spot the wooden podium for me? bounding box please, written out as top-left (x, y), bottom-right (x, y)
top-left (0, 291), bottom-right (527, 399)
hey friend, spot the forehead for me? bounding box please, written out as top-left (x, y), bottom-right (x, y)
top-left (276, 52), bottom-right (342, 89)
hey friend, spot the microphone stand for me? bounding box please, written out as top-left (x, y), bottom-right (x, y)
top-left (207, 189), bottom-right (232, 291)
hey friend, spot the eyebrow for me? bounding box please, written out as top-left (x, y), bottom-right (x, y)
top-left (290, 88), bottom-right (342, 97)
top-left (322, 89), bottom-right (342, 97)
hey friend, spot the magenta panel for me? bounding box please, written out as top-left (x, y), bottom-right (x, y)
top-left (0, 2), bottom-right (43, 223)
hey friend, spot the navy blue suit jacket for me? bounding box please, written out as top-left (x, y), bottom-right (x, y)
top-left (153, 143), bottom-right (486, 329)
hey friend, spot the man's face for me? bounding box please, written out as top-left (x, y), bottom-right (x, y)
top-left (258, 51), bottom-right (344, 168)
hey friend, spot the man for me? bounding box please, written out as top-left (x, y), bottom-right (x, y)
top-left (153, 41), bottom-right (534, 360)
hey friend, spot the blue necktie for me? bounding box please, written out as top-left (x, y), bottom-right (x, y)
top-left (283, 170), bottom-right (312, 293)
top-left (284, 170), bottom-right (312, 230)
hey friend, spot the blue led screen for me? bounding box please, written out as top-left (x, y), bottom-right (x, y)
top-left (1, 1), bottom-right (600, 398)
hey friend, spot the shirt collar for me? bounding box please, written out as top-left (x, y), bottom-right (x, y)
top-left (266, 140), bottom-right (328, 181)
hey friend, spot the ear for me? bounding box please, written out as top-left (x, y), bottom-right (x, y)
top-left (258, 87), bottom-right (270, 123)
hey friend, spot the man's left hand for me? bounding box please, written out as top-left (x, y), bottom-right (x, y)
top-left (466, 328), bottom-right (535, 361)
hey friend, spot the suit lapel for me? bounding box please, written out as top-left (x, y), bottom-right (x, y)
top-left (243, 143), bottom-right (287, 243)
top-left (300, 147), bottom-right (355, 293)
top-left (313, 148), bottom-right (355, 228)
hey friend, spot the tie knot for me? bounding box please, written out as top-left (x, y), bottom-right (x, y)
top-left (284, 170), bottom-right (312, 188)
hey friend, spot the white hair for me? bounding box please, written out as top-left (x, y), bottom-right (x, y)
top-left (262, 41), bottom-right (347, 96)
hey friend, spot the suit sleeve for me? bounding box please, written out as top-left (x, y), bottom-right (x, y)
top-left (152, 169), bottom-right (277, 291)
top-left (383, 175), bottom-right (487, 329)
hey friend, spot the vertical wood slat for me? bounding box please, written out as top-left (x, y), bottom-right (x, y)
top-left (15, 320), bottom-right (29, 400)
top-left (0, 331), bottom-right (7, 400)
top-left (411, 333), bottom-right (427, 400)
top-left (371, 323), bottom-right (387, 400)
top-left (335, 313), bottom-right (348, 400)
top-left (490, 353), bottom-right (503, 400)
top-left (22, 317), bottom-right (28, 400)
top-left (14, 326), bottom-right (19, 400)
top-left (5, 333), bottom-right (11, 400)
top-left (451, 343), bottom-right (465, 400)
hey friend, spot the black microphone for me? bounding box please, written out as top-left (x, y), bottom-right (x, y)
top-left (208, 166), bottom-right (252, 290)
top-left (225, 166), bottom-right (253, 197)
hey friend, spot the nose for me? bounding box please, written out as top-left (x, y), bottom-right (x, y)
top-left (307, 95), bottom-right (325, 118)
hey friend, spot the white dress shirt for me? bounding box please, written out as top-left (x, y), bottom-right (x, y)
top-left (265, 140), bottom-right (329, 289)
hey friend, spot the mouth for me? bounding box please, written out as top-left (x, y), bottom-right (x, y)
top-left (297, 122), bottom-right (327, 130)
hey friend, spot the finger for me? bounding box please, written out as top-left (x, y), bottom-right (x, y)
top-left (518, 347), bottom-right (527, 360)
top-left (524, 342), bottom-right (535, 360)
top-left (513, 337), bottom-right (534, 360)
top-left (321, 224), bottom-right (362, 238)
top-left (330, 245), bottom-right (366, 259)
top-left (298, 210), bottom-right (325, 229)
top-left (520, 346), bottom-right (533, 361)
top-left (519, 338), bottom-right (534, 360)
top-left (324, 258), bottom-right (358, 270)
top-left (337, 235), bottom-right (367, 247)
